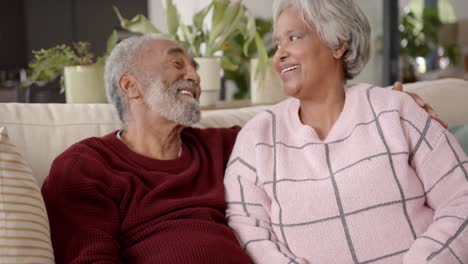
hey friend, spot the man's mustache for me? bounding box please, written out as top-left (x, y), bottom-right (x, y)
top-left (172, 80), bottom-right (201, 99)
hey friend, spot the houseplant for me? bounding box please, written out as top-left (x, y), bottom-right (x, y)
top-left (24, 40), bottom-right (116, 103)
top-left (114, 0), bottom-right (269, 106)
top-left (399, 7), bottom-right (445, 83)
top-left (223, 17), bottom-right (271, 98)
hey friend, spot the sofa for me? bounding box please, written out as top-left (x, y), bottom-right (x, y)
top-left (2, 78), bottom-right (468, 187)
top-left (0, 78), bottom-right (467, 263)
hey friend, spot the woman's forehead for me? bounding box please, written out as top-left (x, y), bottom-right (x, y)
top-left (273, 9), bottom-right (311, 39)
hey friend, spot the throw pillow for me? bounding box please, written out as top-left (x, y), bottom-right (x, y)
top-left (448, 125), bottom-right (468, 155)
top-left (0, 127), bottom-right (55, 263)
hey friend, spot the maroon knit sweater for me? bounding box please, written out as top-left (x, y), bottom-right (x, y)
top-left (41, 127), bottom-right (252, 263)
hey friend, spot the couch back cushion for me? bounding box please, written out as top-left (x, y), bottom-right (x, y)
top-left (0, 103), bottom-right (267, 186)
top-left (1, 78), bottom-right (467, 186)
top-left (0, 127), bottom-right (54, 263)
top-left (403, 78), bottom-right (468, 126)
top-left (0, 104), bottom-right (121, 186)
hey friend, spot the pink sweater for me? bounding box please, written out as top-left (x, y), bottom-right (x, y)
top-left (224, 84), bottom-right (468, 264)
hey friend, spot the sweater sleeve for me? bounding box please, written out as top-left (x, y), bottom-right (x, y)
top-left (404, 130), bottom-right (468, 263)
top-left (224, 126), bottom-right (308, 264)
top-left (41, 150), bottom-right (121, 264)
top-left (220, 126), bottom-right (242, 165)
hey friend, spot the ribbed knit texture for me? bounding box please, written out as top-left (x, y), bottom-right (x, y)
top-left (0, 127), bottom-right (55, 263)
top-left (224, 83), bottom-right (468, 264)
top-left (42, 126), bottom-right (253, 263)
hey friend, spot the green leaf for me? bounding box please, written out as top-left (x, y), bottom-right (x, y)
top-left (165, 0), bottom-right (180, 37)
top-left (179, 23), bottom-right (200, 56)
top-left (113, 6), bottom-right (160, 34)
top-left (207, 2), bottom-right (242, 55)
top-left (221, 56), bottom-right (239, 71)
top-left (208, 0), bottom-right (235, 48)
top-left (193, 3), bottom-right (213, 31)
top-left (253, 32), bottom-right (269, 81)
top-left (211, 0), bottom-right (230, 28)
top-left (242, 11), bottom-right (256, 56)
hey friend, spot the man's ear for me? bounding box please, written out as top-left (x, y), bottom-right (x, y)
top-left (118, 73), bottom-right (142, 99)
top-left (333, 43), bottom-right (347, 59)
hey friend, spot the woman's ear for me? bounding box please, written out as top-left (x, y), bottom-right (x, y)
top-left (333, 43), bottom-right (347, 59)
top-left (119, 74), bottom-right (142, 99)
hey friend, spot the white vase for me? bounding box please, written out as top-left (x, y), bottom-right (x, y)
top-left (195, 57), bottom-right (221, 106)
top-left (64, 64), bottom-right (107, 104)
top-left (250, 58), bottom-right (287, 105)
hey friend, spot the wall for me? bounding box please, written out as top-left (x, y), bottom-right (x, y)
top-left (400, 0), bottom-right (468, 19)
top-left (148, 0), bottom-right (272, 34)
top-left (23, 0), bottom-right (147, 62)
top-left (0, 0), bottom-right (26, 69)
top-left (354, 0), bottom-right (384, 86)
top-left (148, 0), bottom-right (303, 26)
top-left (449, 0), bottom-right (468, 19)
top-left (148, 0), bottom-right (164, 30)
top-left (243, 0), bottom-right (274, 19)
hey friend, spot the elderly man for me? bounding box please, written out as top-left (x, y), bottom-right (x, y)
top-left (42, 35), bottom-right (252, 263)
top-left (41, 35), bottom-right (443, 263)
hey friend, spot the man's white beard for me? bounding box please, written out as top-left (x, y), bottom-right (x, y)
top-left (142, 77), bottom-right (201, 126)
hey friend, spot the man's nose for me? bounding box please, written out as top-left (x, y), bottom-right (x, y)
top-left (186, 65), bottom-right (200, 85)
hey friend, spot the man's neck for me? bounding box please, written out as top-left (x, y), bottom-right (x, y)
top-left (122, 113), bottom-right (184, 160)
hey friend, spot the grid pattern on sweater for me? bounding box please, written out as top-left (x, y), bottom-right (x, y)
top-left (225, 85), bottom-right (468, 264)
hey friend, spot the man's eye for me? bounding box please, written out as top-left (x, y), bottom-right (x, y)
top-left (173, 61), bottom-right (183, 67)
top-left (289, 36), bottom-right (299, 42)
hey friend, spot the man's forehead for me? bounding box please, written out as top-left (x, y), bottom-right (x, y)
top-left (162, 43), bottom-right (198, 69)
top-left (140, 40), bottom-right (198, 68)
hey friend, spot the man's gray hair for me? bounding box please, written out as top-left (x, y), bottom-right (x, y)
top-left (104, 34), bottom-right (172, 122)
top-left (272, 0), bottom-right (371, 79)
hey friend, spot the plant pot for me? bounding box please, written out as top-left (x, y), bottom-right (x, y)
top-left (64, 64), bottom-right (107, 104)
top-left (195, 57), bottom-right (221, 106)
top-left (400, 56), bottom-right (418, 83)
top-left (250, 58), bottom-right (287, 104)
top-left (27, 75), bottom-right (65, 103)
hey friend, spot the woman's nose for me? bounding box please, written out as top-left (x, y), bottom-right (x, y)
top-left (272, 45), bottom-right (288, 71)
top-left (273, 45), bottom-right (288, 63)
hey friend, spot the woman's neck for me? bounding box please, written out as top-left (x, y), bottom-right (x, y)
top-left (299, 83), bottom-right (346, 140)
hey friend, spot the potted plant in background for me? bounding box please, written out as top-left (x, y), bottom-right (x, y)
top-left (23, 45), bottom-right (68, 103)
top-left (114, 0), bottom-right (269, 106)
top-left (24, 40), bottom-right (115, 103)
top-left (399, 7), bottom-right (454, 83)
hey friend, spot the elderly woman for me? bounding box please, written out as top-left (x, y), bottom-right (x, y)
top-left (224, 0), bottom-right (468, 263)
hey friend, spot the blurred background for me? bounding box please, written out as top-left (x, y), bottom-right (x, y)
top-left (1, 0), bottom-right (467, 103)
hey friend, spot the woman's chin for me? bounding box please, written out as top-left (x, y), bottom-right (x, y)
top-left (283, 84), bottom-right (301, 97)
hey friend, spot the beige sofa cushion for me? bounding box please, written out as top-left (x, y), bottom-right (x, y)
top-left (403, 78), bottom-right (468, 126)
top-left (0, 103), bottom-right (267, 186)
top-left (0, 78), bottom-right (466, 186)
top-left (0, 104), bottom-right (121, 186)
top-left (0, 127), bottom-right (54, 263)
